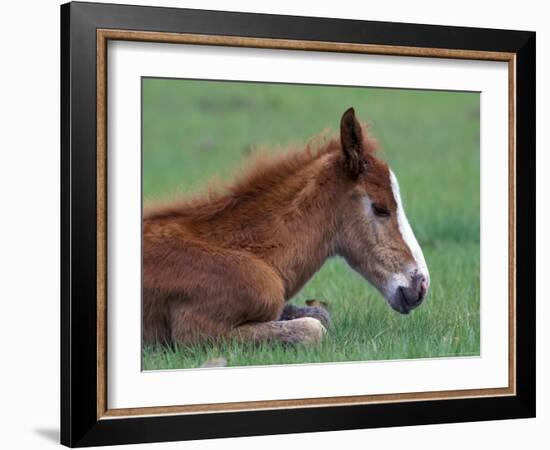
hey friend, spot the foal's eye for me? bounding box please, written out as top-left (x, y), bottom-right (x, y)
top-left (372, 204), bottom-right (391, 217)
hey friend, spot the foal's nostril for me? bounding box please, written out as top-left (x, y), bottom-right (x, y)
top-left (398, 273), bottom-right (428, 311)
top-left (412, 272), bottom-right (427, 301)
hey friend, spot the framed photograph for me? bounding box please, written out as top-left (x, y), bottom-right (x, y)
top-left (60, 1), bottom-right (535, 447)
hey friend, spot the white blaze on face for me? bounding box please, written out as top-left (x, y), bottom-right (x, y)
top-left (389, 170), bottom-right (430, 286)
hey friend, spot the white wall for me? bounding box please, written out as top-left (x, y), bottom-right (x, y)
top-left (0, 1), bottom-right (546, 449)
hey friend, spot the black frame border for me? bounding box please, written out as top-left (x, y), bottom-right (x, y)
top-left (61, 2), bottom-right (535, 447)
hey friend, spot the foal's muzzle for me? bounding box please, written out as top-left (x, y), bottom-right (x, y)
top-left (390, 272), bottom-right (428, 314)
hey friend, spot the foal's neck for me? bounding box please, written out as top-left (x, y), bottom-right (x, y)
top-left (262, 153), bottom-right (344, 299)
top-left (181, 149), bottom-right (346, 300)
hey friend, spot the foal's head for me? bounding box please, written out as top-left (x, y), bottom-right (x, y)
top-left (335, 108), bottom-right (429, 314)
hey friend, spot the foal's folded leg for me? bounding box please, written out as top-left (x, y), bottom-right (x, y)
top-left (279, 303), bottom-right (331, 328)
top-left (233, 318), bottom-right (326, 345)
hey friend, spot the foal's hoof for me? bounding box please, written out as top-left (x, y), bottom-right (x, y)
top-left (305, 305), bottom-right (331, 328)
top-left (289, 317), bottom-right (326, 345)
top-left (279, 301), bottom-right (332, 328)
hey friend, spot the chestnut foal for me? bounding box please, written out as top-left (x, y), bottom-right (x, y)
top-left (143, 108), bottom-right (429, 346)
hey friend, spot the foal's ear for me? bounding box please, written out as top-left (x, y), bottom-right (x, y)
top-left (340, 107), bottom-right (364, 180)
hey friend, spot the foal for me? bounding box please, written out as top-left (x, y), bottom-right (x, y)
top-left (143, 108), bottom-right (429, 346)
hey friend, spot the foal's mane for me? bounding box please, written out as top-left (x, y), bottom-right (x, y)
top-left (144, 125), bottom-right (378, 222)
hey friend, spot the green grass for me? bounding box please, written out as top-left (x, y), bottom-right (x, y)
top-left (142, 78), bottom-right (480, 370)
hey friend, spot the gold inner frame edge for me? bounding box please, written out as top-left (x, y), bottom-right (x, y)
top-left (95, 28), bottom-right (517, 420)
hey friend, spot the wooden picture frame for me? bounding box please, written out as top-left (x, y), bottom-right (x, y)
top-left (61, 1), bottom-right (535, 447)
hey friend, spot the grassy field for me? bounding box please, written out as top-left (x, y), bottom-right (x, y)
top-left (142, 78), bottom-right (480, 370)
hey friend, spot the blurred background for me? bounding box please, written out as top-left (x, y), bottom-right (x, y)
top-left (142, 78), bottom-right (480, 369)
